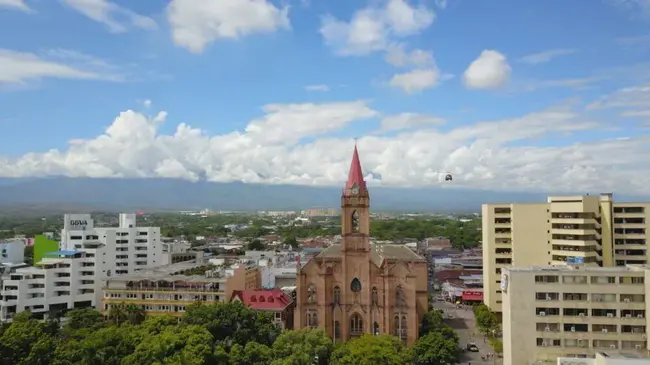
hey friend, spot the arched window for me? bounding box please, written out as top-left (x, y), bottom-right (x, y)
top-left (395, 285), bottom-right (405, 307)
top-left (394, 314), bottom-right (407, 341)
top-left (333, 286), bottom-right (341, 305)
top-left (351, 278), bottom-right (362, 292)
top-left (334, 321), bottom-right (341, 338)
top-left (373, 321), bottom-right (380, 335)
top-left (307, 313), bottom-right (312, 326)
top-left (371, 287), bottom-right (378, 306)
top-left (307, 284), bottom-right (316, 303)
top-left (352, 210), bottom-right (360, 233)
top-left (312, 313), bottom-right (319, 328)
top-left (350, 313), bottom-right (363, 335)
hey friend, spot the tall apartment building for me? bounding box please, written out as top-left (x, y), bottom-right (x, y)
top-left (501, 265), bottom-right (650, 365)
top-left (483, 194), bottom-right (650, 312)
top-left (0, 213), bottom-right (163, 321)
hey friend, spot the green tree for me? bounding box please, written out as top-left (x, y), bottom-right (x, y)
top-left (283, 236), bottom-right (298, 249)
top-left (121, 325), bottom-right (214, 365)
top-left (271, 328), bottom-right (333, 365)
top-left (473, 304), bottom-right (499, 334)
top-left (248, 238), bottom-right (265, 251)
top-left (411, 332), bottom-right (458, 365)
top-left (0, 311), bottom-right (53, 365)
top-left (331, 334), bottom-right (410, 365)
top-left (229, 342), bottom-right (272, 365)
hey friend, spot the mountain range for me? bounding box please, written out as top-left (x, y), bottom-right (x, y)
top-left (0, 178), bottom-right (648, 213)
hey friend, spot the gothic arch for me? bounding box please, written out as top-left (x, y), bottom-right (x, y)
top-left (349, 312), bottom-right (364, 336)
top-left (395, 284), bottom-right (405, 307)
top-left (351, 210), bottom-right (360, 233)
top-left (350, 278), bottom-right (362, 292)
top-left (371, 286), bottom-right (378, 305)
top-left (333, 285), bottom-right (341, 305)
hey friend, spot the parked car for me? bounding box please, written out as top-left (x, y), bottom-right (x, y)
top-left (466, 343), bottom-right (479, 352)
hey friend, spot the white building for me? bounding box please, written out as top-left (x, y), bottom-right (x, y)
top-left (0, 213), bottom-right (162, 321)
top-left (0, 238), bottom-right (26, 264)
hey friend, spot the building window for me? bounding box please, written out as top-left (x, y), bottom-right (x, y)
top-left (371, 287), bottom-right (379, 306)
top-left (307, 284), bottom-right (316, 303)
top-left (306, 312), bottom-right (318, 328)
top-left (350, 313), bottom-right (363, 335)
top-left (351, 278), bottom-right (362, 293)
top-left (396, 285), bottom-right (406, 307)
top-left (373, 321), bottom-right (380, 335)
top-left (394, 314), bottom-right (407, 341)
top-left (333, 286), bottom-right (341, 305)
top-left (334, 321), bottom-right (340, 338)
top-left (352, 210), bottom-right (360, 233)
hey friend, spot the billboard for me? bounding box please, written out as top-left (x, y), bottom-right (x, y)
top-left (63, 214), bottom-right (94, 231)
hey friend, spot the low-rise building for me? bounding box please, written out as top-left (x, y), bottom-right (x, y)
top-left (502, 265), bottom-right (650, 365)
top-left (558, 352), bottom-right (650, 364)
top-left (230, 288), bottom-right (295, 329)
top-left (101, 261), bottom-right (261, 317)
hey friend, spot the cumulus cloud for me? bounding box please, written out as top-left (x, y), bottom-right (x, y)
top-left (463, 50), bottom-right (511, 90)
top-left (0, 0), bottom-right (30, 11)
top-left (62, 0), bottom-right (157, 33)
top-left (1, 99), bottom-right (649, 195)
top-left (389, 68), bottom-right (440, 93)
top-left (167, 0), bottom-right (290, 53)
top-left (320, 0), bottom-right (434, 55)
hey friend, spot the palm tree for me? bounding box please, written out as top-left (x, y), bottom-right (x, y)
top-left (125, 304), bottom-right (146, 325)
top-left (107, 303), bottom-right (128, 325)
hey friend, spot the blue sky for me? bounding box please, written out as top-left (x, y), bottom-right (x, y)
top-left (0, 0), bottom-right (649, 194)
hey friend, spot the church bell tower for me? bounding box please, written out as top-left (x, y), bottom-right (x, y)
top-left (341, 145), bottom-right (370, 253)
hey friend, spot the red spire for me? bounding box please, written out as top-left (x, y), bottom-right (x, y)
top-left (345, 145), bottom-right (367, 191)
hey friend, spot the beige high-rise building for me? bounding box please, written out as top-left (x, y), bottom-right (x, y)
top-left (483, 194), bottom-right (650, 312)
top-left (501, 265), bottom-right (650, 365)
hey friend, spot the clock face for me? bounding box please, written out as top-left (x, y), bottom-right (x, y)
top-left (351, 185), bottom-right (359, 195)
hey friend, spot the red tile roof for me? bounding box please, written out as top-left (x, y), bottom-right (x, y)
top-left (434, 269), bottom-right (482, 282)
top-left (231, 288), bottom-right (293, 311)
top-left (345, 145), bottom-right (366, 193)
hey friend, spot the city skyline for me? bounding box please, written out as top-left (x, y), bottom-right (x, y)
top-left (1, 0), bottom-right (650, 195)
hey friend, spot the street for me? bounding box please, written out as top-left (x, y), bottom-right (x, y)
top-left (431, 299), bottom-right (502, 365)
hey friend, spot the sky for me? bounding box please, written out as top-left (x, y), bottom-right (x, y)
top-left (0, 0), bottom-right (650, 195)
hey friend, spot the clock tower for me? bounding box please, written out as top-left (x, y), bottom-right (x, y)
top-left (341, 145), bottom-right (370, 253)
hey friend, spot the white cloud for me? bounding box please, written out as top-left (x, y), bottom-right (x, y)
top-left (519, 49), bottom-right (576, 65)
top-left (606, 0), bottom-right (650, 20)
top-left (2, 99), bottom-right (649, 195)
top-left (0, 0), bottom-right (30, 11)
top-left (463, 50), bottom-right (511, 90)
top-left (586, 85), bottom-right (650, 110)
top-left (62, 0), bottom-right (157, 33)
top-left (385, 44), bottom-right (434, 68)
top-left (389, 68), bottom-right (440, 93)
top-left (380, 113), bottom-right (446, 131)
top-left (0, 49), bottom-right (121, 84)
top-left (320, 0), bottom-right (434, 55)
top-left (167, 0), bottom-right (290, 54)
top-left (305, 84), bottom-right (330, 92)
top-left (143, 99), bottom-right (152, 108)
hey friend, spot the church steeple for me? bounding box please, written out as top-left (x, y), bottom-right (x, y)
top-left (341, 145), bottom-right (370, 252)
top-left (344, 145), bottom-right (367, 197)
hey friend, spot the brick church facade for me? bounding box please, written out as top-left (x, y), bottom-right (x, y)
top-left (294, 146), bottom-right (429, 346)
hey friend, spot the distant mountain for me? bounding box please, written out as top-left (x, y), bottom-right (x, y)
top-left (0, 177), bottom-right (647, 213)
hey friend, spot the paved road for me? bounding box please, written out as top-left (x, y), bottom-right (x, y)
top-left (432, 299), bottom-right (502, 365)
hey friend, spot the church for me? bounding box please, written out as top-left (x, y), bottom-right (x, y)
top-left (294, 146), bottom-right (429, 346)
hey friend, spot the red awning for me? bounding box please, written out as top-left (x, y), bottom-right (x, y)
top-left (462, 291), bottom-right (483, 301)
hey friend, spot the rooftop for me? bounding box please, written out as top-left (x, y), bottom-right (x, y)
top-left (106, 261), bottom-right (227, 282)
top-left (506, 264), bottom-right (648, 273)
top-left (231, 288), bottom-right (293, 311)
top-left (316, 243), bottom-right (424, 266)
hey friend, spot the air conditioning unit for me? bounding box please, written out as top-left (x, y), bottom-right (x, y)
top-left (545, 326), bottom-right (550, 332)
top-left (546, 296), bottom-right (552, 301)
top-left (636, 345), bottom-right (643, 349)
top-left (607, 313), bottom-right (614, 318)
top-left (626, 314), bottom-right (632, 318)
top-left (571, 326), bottom-right (576, 332)
top-left (542, 342), bottom-right (548, 347)
top-left (642, 334), bottom-right (647, 339)
top-left (602, 328), bottom-right (608, 333)
top-left (610, 345), bottom-right (616, 349)
top-left (579, 313), bottom-right (585, 317)
top-left (539, 311), bottom-right (546, 316)
top-left (638, 314), bottom-right (644, 318)
top-left (624, 298), bottom-right (630, 303)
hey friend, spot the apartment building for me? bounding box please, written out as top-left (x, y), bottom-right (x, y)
top-left (501, 265), bottom-right (650, 365)
top-left (483, 194), bottom-right (650, 312)
top-left (62, 213), bottom-right (162, 276)
top-left (101, 261), bottom-right (261, 317)
top-left (0, 213), bottom-right (164, 321)
top-left (0, 250), bottom-right (99, 321)
top-left (558, 352), bottom-right (650, 364)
